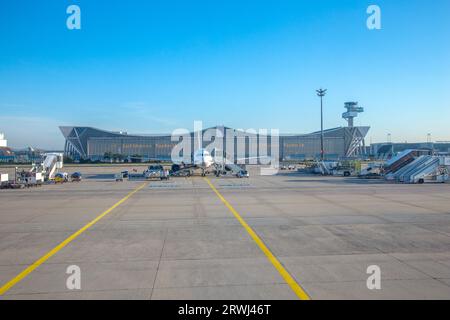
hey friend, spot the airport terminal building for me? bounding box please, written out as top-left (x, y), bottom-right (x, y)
top-left (60, 125), bottom-right (370, 162)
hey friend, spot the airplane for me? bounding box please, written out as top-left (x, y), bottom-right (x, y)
top-left (171, 147), bottom-right (267, 177)
top-left (170, 129), bottom-right (224, 176)
top-left (151, 130), bottom-right (271, 178)
top-left (171, 148), bottom-right (218, 177)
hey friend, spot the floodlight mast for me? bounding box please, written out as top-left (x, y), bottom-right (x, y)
top-left (316, 88), bottom-right (327, 161)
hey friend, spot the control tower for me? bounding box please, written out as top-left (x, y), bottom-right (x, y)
top-left (342, 102), bottom-right (364, 127)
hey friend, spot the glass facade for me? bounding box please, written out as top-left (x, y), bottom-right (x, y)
top-left (60, 126), bottom-right (369, 161)
top-left (87, 137), bottom-right (177, 159)
top-left (280, 136), bottom-right (345, 160)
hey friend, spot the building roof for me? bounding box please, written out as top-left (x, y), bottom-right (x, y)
top-left (60, 125), bottom-right (370, 159)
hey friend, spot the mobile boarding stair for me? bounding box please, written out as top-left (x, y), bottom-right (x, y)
top-left (384, 149), bottom-right (431, 175)
top-left (317, 160), bottom-right (330, 175)
top-left (387, 155), bottom-right (449, 184)
top-left (30, 153), bottom-right (64, 181)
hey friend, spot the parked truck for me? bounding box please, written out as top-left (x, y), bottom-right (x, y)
top-left (0, 173), bottom-right (8, 188)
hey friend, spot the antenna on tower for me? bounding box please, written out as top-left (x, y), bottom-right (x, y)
top-left (342, 102), bottom-right (364, 127)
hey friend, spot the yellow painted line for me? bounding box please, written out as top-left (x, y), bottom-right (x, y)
top-left (0, 182), bottom-right (148, 296)
top-left (204, 177), bottom-right (311, 300)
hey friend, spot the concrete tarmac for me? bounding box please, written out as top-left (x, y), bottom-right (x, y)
top-left (1, 166), bottom-right (450, 299)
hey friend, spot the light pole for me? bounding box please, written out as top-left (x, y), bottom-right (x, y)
top-left (316, 88), bottom-right (327, 161)
top-left (427, 133), bottom-right (434, 153)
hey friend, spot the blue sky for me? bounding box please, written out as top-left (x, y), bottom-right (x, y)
top-left (0, 0), bottom-right (449, 149)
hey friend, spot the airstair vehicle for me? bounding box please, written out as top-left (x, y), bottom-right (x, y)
top-left (314, 161), bottom-right (330, 175)
top-left (313, 161), bottom-right (348, 176)
top-left (384, 149), bottom-right (431, 175)
top-left (42, 153), bottom-right (64, 180)
top-left (385, 153), bottom-right (449, 184)
top-left (30, 153), bottom-right (64, 181)
top-left (397, 156), bottom-right (439, 183)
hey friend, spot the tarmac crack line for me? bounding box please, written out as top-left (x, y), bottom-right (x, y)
top-left (149, 227), bottom-right (168, 300)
